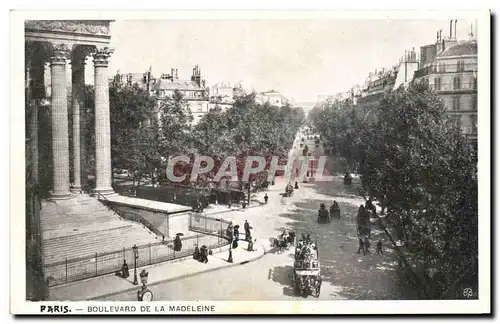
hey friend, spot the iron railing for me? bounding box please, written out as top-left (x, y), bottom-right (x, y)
top-left (43, 233), bottom-right (227, 287)
top-left (188, 213), bottom-right (232, 238)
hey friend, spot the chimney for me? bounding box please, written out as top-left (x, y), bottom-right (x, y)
top-left (175, 69), bottom-right (178, 79)
top-left (449, 20), bottom-right (453, 38)
top-left (454, 20), bottom-right (458, 39)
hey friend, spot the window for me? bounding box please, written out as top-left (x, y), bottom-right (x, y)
top-left (434, 77), bottom-right (441, 90)
top-left (456, 60), bottom-right (465, 72)
top-left (452, 115), bottom-right (462, 129)
top-left (473, 77), bottom-right (477, 90)
top-left (454, 76), bottom-right (461, 90)
top-left (472, 95), bottom-right (477, 111)
top-left (452, 96), bottom-right (461, 111)
top-left (470, 115), bottom-right (477, 134)
top-left (439, 62), bottom-right (446, 73)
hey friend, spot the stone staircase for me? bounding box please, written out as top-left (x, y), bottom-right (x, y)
top-left (40, 194), bottom-right (160, 265)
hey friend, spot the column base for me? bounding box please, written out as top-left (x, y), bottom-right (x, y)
top-left (94, 188), bottom-right (115, 196)
top-left (49, 191), bottom-right (75, 200)
top-left (71, 185), bottom-right (83, 193)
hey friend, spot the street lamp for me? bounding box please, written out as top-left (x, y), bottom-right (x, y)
top-left (137, 269), bottom-right (153, 301)
top-left (228, 241), bottom-right (233, 263)
top-left (132, 244), bottom-right (138, 285)
top-left (140, 269), bottom-right (149, 289)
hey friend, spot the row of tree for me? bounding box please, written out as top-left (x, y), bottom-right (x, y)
top-left (309, 82), bottom-right (478, 299)
top-left (107, 84), bottom-right (305, 191)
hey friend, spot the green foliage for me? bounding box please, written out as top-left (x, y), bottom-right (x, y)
top-left (310, 82), bottom-right (478, 298)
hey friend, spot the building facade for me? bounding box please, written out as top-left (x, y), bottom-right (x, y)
top-left (413, 22), bottom-right (478, 143)
top-left (208, 82), bottom-right (239, 111)
top-left (110, 68), bottom-right (155, 92)
top-left (111, 66), bottom-right (210, 125)
top-left (255, 90), bottom-right (289, 107)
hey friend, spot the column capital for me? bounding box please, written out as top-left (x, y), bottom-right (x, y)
top-left (93, 46), bottom-right (114, 67)
top-left (49, 43), bottom-right (71, 65)
top-left (71, 45), bottom-right (94, 68)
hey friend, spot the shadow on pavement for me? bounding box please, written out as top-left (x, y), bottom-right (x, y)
top-left (270, 180), bottom-right (418, 300)
top-left (270, 265), bottom-right (294, 286)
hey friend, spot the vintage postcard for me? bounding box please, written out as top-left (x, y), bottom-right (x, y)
top-left (11, 9), bottom-right (490, 315)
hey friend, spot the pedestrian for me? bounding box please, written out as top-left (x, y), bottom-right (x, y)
top-left (366, 198), bottom-right (376, 215)
top-left (193, 244), bottom-right (200, 261)
top-left (244, 220), bottom-right (251, 241)
top-left (173, 233), bottom-right (183, 252)
top-left (357, 236), bottom-right (366, 255)
top-left (247, 237), bottom-right (255, 251)
top-left (200, 245), bottom-right (209, 263)
top-left (294, 181), bottom-right (299, 189)
top-left (234, 225), bottom-right (240, 241)
top-left (264, 193), bottom-right (269, 204)
top-left (376, 240), bottom-right (383, 255)
top-left (121, 260), bottom-right (129, 278)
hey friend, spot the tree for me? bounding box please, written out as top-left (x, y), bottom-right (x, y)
top-left (191, 92), bottom-right (304, 194)
top-left (310, 82), bottom-right (478, 298)
top-left (109, 83), bottom-right (157, 187)
top-left (157, 90), bottom-right (194, 185)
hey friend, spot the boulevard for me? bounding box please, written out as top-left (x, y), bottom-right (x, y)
top-left (103, 177), bottom-right (414, 301)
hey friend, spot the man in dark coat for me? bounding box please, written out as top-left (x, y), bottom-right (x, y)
top-left (234, 225), bottom-right (240, 241)
top-left (366, 198), bottom-right (376, 215)
top-left (264, 193), bottom-right (269, 204)
top-left (121, 260), bottom-right (129, 278)
top-left (174, 234), bottom-right (182, 252)
top-left (244, 220), bottom-right (251, 241)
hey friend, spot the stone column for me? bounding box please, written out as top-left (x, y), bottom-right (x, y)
top-left (49, 44), bottom-right (71, 198)
top-left (30, 65), bottom-right (46, 185)
top-left (93, 47), bottom-right (114, 194)
top-left (71, 53), bottom-right (86, 192)
top-left (25, 51), bottom-right (39, 184)
top-left (80, 100), bottom-right (88, 190)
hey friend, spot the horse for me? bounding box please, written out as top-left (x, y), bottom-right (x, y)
top-left (272, 237), bottom-right (288, 254)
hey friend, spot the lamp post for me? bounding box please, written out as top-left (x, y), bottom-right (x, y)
top-left (228, 242), bottom-right (233, 263)
top-left (137, 269), bottom-right (153, 301)
top-left (132, 244), bottom-right (138, 285)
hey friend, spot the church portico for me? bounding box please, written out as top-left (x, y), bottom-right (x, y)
top-left (25, 20), bottom-right (115, 197)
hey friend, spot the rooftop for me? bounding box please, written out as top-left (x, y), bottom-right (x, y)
top-left (438, 40), bottom-right (477, 58)
top-left (152, 78), bottom-right (204, 92)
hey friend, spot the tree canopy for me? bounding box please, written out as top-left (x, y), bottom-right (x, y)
top-left (310, 82), bottom-right (478, 299)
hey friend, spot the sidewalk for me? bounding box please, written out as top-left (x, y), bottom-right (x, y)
top-left (48, 240), bottom-right (266, 301)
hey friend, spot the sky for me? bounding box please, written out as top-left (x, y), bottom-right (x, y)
top-left (85, 19), bottom-right (476, 102)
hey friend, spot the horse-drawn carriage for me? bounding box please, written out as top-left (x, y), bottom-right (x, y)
top-left (272, 230), bottom-right (295, 253)
top-left (280, 183), bottom-right (294, 198)
top-left (317, 204), bottom-right (331, 224)
top-left (292, 238), bottom-right (321, 298)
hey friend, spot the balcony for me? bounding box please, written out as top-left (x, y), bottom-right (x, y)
top-left (414, 63), bottom-right (477, 78)
top-left (428, 81), bottom-right (477, 93)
